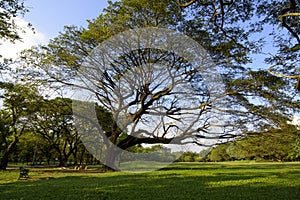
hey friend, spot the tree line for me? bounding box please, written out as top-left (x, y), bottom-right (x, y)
top-left (207, 125), bottom-right (300, 162)
top-left (0, 82), bottom-right (299, 169)
top-left (0, 83), bottom-right (95, 169)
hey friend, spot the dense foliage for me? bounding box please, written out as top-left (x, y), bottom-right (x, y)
top-left (207, 125), bottom-right (300, 162)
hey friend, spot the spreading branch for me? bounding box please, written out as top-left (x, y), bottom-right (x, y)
top-left (178, 0), bottom-right (197, 7)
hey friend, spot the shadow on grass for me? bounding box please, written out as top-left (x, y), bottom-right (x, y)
top-left (161, 162), bottom-right (300, 171)
top-left (1, 165), bottom-right (300, 200)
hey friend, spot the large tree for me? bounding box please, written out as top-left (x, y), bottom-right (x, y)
top-left (18, 0), bottom-right (299, 170)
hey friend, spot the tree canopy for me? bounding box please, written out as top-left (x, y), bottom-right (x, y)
top-left (0, 82), bottom-right (42, 169)
top-left (178, 0), bottom-right (300, 88)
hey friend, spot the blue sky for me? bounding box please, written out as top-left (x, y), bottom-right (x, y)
top-left (23, 0), bottom-right (110, 40)
top-left (0, 0), bottom-right (111, 59)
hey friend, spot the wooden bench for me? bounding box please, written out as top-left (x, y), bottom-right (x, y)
top-left (18, 167), bottom-right (29, 180)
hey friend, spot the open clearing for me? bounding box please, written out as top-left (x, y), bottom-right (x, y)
top-left (1, 162), bottom-right (300, 200)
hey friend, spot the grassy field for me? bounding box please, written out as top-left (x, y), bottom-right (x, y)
top-left (1, 162), bottom-right (300, 200)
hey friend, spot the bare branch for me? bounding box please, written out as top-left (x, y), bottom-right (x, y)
top-left (281, 12), bottom-right (300, 17)
top-left (178, 0), bottom-right (197, 7)
top-left (280, 1), bottom-right (300, 45)
top-left (267, 65), bottom-right (300, 79)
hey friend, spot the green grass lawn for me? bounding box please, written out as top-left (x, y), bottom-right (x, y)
top-left (1, 162), bottom-right (300, 200)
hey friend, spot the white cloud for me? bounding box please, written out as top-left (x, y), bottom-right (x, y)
top-left (0, 17), bottom-right (47, 60)
top-left (291, 116), bottom-right (300, 126)
top-left (288, 115), bottom-right (300, 128)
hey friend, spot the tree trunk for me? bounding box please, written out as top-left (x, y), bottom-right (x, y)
top-left (72, 147), bottom-right (78, 166)
top-left (0, 136), bottom-right (18, 170)
top-left (79, 149), bottom-right (85, 165)
top-left (58, 159), bottom-right (65, 167)
top-left (102, 144), bottom-right (121, 172)
top-left (57, 152), bottom-right (66, 167)
top-left (0, 153), bottom-right (9, 170)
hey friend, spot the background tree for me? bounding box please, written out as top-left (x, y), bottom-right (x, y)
top-left (31, 97), bottom-right (81, 167)
top-left (14, 132), bottom-right (53, 165)
top-left (176, 151), bottom-right (202, 162)
top-left (0, 83), bottom-right (42, 170)
top-left (287, 138), bottom-right (300, 161)
top-left (207, 124), bottom-right (300, 161)
top-left (30, 97), bottom-right (112, 167)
